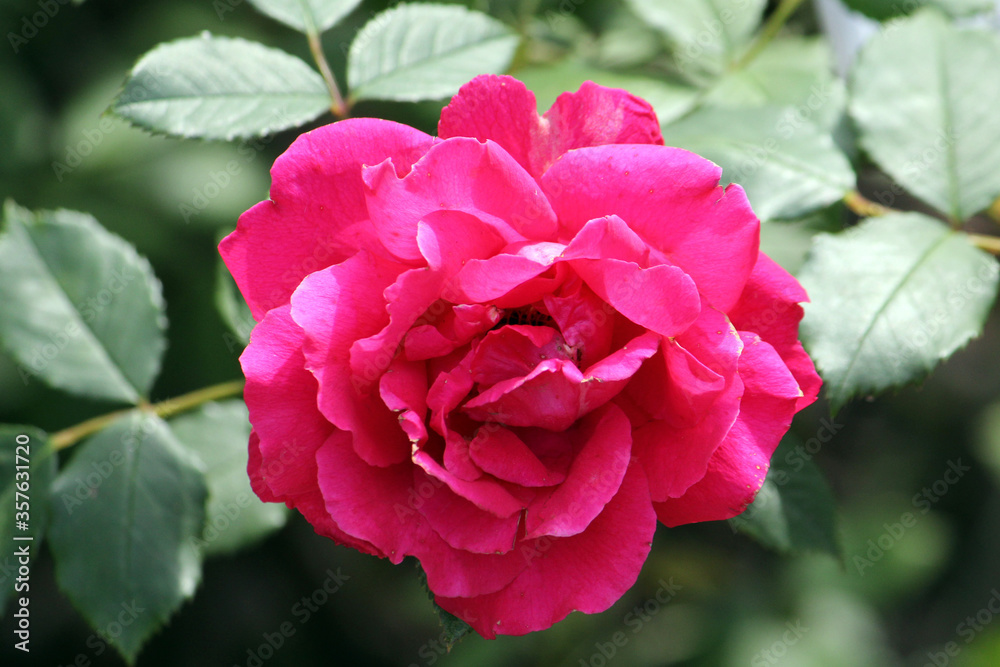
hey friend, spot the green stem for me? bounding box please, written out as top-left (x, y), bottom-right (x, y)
top-left (732, 0), bottom-right (807, 71)
top-left (50, 380), bottom-right (245, 451)
top-left (968, 233), bottom-right (1000, 256)
top-left (843, 190), bottom-right (897, 218)
top-left (305, 18), bottom-right (348, 118)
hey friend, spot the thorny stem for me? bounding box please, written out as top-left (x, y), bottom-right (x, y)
top-left (50, 380), bottom-right (245, 451)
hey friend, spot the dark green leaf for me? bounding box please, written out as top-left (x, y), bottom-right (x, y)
top-left (850, 10), bottom-right (1000, 221)
top-left (799, 213), bottom-right (1000, 414)
top-left (660, 106), bottom-right (855, 221)
top-left (842, 0), bottom-right (993, 21)
top-left (169, 400), bottom-right (287, 556)
top-left (347, 4), bottom-right (520, 102)
top-left (624, 0), bottom-right (766, 79)
top-left (247, 0), bottom-right (362, 33)
top-left (112, 34), bottom-right (330, 141)
top-left (215, 257), bottom-right (254, 350)
top-left (729, 434), bottom-right (839, 557)
top-left (0, 426), bottom-right (56, 617)
top-left (0, 202), bottom-right (167, 404)
top-left (48, 412), bottom-right (208, 664)
top-left (415, 562), bottom-right (471, 649)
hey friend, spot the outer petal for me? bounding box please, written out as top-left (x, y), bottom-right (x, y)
top-left (435, 462), bottom-right (656, 638)
top-left (220, 119), bottom-right (434, 319)
top-left (728, 253), bottom-right (821, 411)
top-left (241, 306), bottom-right (377, 555)
top-left (292, 251), bottom-right (410, 467)
top-left (439, 75), bottom-right (662, 178)
top-left (654, 334), bottom-right (802, 526)
top-left (542, 145), bottom-right (759, 311)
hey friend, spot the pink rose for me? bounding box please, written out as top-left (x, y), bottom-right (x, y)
top-left (220, 75), bottom-right (821, 637)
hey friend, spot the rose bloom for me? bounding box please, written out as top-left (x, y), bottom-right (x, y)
top-left (220, 74), bottom-right (821, 638)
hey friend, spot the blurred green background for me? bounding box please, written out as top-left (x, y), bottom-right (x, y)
top-left (2, 0), bottom-right (1000, 665)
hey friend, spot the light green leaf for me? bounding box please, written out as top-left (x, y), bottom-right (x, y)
top-left (247, 0), bottom-right (362, 33)
top-left (48, 412), bottom-right (207, 664)
top-left (112, 34), bottom-right (330, 141)
top-left (842, 0), bottom-right (994, 21)
top-left (703, 36), bottom-right (847, 132)
top-left (729, 434), bottom-right (839, 557)
top-left (799, 213), bottom-right (1000, 414)
top-left (624, 0), bottom-right (766, 79)
top-left (0, 426), bottom-right (56, 617)
top-left (514, 60), bottom-right (699, 126)
top-left (0, 202), bottom-right (167, 404)
top-left (170, 400), bottom-right (287, 556)
top-left (850, 10), bottom-right (1000, 222)
top-left (347, 4), bottom-right (520, 102)
top-left (660, 106), bottom-right (855, 221)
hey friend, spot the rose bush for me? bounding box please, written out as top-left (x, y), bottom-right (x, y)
top-left (220, 74), bottom-right (821, 638)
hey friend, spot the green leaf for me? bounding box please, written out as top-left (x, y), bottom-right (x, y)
top-left (842, 0), bottom-right (994, 21)
top-left (48, 412), bottom-right (208, 664)
top-left (112, 34), bottom-right (330, 141)
top-left (416, 562), bottom-right (471, 649)
top-left (514, 60), bottom-right (699, 126)
top-left (729, 434), bottom-right (839, 557)
top-left (702, 36), bottom-right (847, 132)
top-left (247, 0), bottom-right (362, 33)
top-left (347, 4), bottom-right (520, 102)
top-left (0, 202), bottom-right (167, 404)
top-left (799, 213), bottom-right (1000, 414)
top-left (624, 0), bottom-right (766, 79)
top-left (0, 426), bottom-right (56, 617)
top-left (660, 106), bottom-right (855, 221)
top-left (169, 400), bottom-right (287, 556)
top-left (215, 257), bottom-right (254, 350)
top-left (850, 10), bottom-right (1000, 222)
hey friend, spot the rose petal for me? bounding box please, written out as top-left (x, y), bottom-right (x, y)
top-left (292, 251), bottom-right (410, 467)
top-left (435, 462), bottom-right (656, 638)
top-left (632, 306), bottom-right (745, 502)
top-left (363, 137), bottom-right (558, 263)
top-left (439, 75), bottom-right (662, 179)
top-left (315, 431), bottom-right (529, 597)
top-left (542, 278), bottom-right (614, 368)
top-left (468, 425), bottom-right (564, 487)
top-left (523, 403), bottom-right (632, 539)
top-left (728, 253), bottom-right (821, 411)
top-left (654, 334), bottom-right (802, 526)
top-left (414, 465), bottom-right (520, 554)
top-left (542, 144), bottom-right (759, 311)
top-left (220, 119), bottom-right (434, 318)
